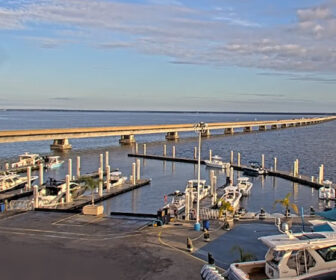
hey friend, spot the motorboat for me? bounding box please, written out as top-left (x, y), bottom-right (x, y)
top-left (0, 172), bottom-right (38, 193)
top-left (217, 185), bottom-right (241, 211)
top-left (319, 180), bottom-right (335, 200)
top-left (11, 152), bottom-right (44, 169)
top-left (165, 190), bottom-right (185, 216)
top-left (44, 156), bottom-right (64, 169)
top-left (243, 161), bottom-right (267, 176)
top-left (226, 231), bottom-right (336, 279)
top-left (236, 177), bottom-right (253, 196)
top-left (38, 178), bottom-right (86, 206)
top-left (110, 170), bottom-right (127, 187)
top-left (185, 179), bottom-right (210, 202)
top-left (204, 155), bottom-right (230, 169)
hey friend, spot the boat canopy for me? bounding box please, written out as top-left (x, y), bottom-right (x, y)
top-left (238, 177), bottom-right (249, 182)
top-left (19, 152), bottom-right (40, 158)
top-left (316, 208), bottom-right (336, 221)
top-left (212, 155), bottom-right (222, 160)
top-left (259, 232), bottom-right (336, 251)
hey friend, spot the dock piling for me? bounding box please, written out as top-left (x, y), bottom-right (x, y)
top-left (209, 150), bottom-right (212, 161)
top-left (261, 154), bottom-right (265, 169)
top-left (39, 163), bottom-right (43, 186)
top-left (211, 176), bottom-right (217, 206)
top-left (237, 153), bottom-right (241, 167)
top-left (143, 144), bottom-right (147, 155)
top-left (163, 144), bottom-right (167, 156)
top-left (33, 185), bottom-right (39, 208)
top-left (318, 164), bottom-right (324, 184)
top-left (65, 175), bottom-right (71, 203)
top-left (105, 151), bottom-right (109, 168)
top-left (76, 156), bottom-right (81, 178)
top-left (68, 158), bottom-right (72, 180)
top-left (185, 190), bottom-right (190, 221)
top-left (100, 153), bottom-right (104, 171)
top-left (274, 157), bottom-right (277, 171)
top-left (98, 167), bottom-right (103, 197)
top-left (132, 163), bottom-right (136, 185)
top-left (230, 167), bottom-right (234, 186)
top-left (230, 151), bottom-right (233, 164)
top-left (194, 147), bottom-right (197, 159)
top-left (135, 143), bottom-right (138, 154)
top-left (136, 159), bottom-right (141, 180)
top-left (27, 167), bottom-right (31, 190)
top-left (172, 146), bottom-right (176, 158)
top-left (106, 165), bottom-right (111, 191)
top-left (209, 170), bottom-right (215, 195)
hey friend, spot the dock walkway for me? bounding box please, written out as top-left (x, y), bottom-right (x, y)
top-left (128, 153), bottom-right (327, 189)
top-left (36, 179), bottom-right (151, 213)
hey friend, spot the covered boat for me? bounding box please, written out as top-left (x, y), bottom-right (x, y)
top-left (204, 155), bottom-right (230, 169)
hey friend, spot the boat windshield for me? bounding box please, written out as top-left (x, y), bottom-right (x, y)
top-left (267, 249), bottom-right (286, 268)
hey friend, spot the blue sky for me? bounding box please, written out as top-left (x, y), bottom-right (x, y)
top-left (0, 0), bottom-right (336, 112)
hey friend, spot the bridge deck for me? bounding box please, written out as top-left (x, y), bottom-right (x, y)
top-left (0, 116), bottom-right (334, 143)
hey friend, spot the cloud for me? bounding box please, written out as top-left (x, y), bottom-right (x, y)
top-left (1, 0), bottom-right (336, 76)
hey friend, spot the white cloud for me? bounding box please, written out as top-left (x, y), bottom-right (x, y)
top-left (1, 0), bottom-right (336, 75)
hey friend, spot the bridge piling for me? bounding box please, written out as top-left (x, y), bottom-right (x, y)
top-left (50, 138), bottom-right (72, 151)
top-left (119, 135), bottom-right (135, 145)
top-left (165, 131), bottom-right (179, 140)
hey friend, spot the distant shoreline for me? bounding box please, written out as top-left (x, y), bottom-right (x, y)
top-left (0, 109), bottom-right (334, 115)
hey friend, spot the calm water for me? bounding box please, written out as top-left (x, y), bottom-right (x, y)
top-left (0, 110), bottom-right (335, 214)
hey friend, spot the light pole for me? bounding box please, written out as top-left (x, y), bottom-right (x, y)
top-left (194, 121), bottom-right (208, 231)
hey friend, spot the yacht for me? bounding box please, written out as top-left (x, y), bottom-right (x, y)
top-left (217, 186), bottom-right (242, 211)
top-left (165, 190), bottom-right (185, 216)
top-left (110, 170), bottom-right (127, 187)
top-left (243, 161), bottom-right (267, 176)
top-left (185, 179), bottom-right (210, 202)
top-left (226, 231), bottom-right (336, 280)
top-left (236, 177), bottom-right (253, 196)
top-left (0, 172), bottom-right (38, 193)
top-left (11, 152), bottom-right (44, 169)
top-left (319, 180), bottom-right (335, 200)
top-left (44, 156), bottom-right (64, 169)
top-left (38, 178), bottom-right (86, 206)
top-left (204, 155), bottom-right (230, 169)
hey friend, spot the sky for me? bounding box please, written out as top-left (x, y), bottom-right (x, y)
top-left (0, 0), bottom-right (336, 112)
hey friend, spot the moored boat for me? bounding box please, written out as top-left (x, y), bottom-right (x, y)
top-left (204, 155), bottom-right (230, 169)
top-left (243, 161), bottom-right (267, 176)
top-left (165, 190), bottom-right (185, 216)
top-left (0, 172), bottom-right (38, 193)
top-left (236, 177), bottom-right (253, 196)
top-left (226, 231), bottom-right (336, 280)
top-left (217, 186), bottom-right (242, 211)
top-left (110, 170), bottom-right (127, 187)
top-left (11, 152), bottom-right (44, 169)
top-left (185, 179), bottom-right (210, 202)
top-left (44, 156), bottom-right (64, 169)
top-left (319, 180), bottom-right (335, 200)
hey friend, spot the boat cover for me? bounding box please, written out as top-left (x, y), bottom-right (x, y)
top-left (316, 208), bottom-right (336, 221)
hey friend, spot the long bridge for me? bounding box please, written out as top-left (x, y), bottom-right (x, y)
top-left (0, 116), bottom-right (335, 150)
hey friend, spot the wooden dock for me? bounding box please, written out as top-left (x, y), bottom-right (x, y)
top-left (35, 179), bottom-right (151, 213)
top-left (128, 153), bottom-right (328, 189)
top-left (0, 188), bottom-right (35, 203)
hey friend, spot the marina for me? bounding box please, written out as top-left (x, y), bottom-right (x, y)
top-left (0, 111), bottom-right (336, 280)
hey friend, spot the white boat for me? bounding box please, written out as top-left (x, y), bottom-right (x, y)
top-left (236, 177), bottom-right (253, 196)
top-left (204, 155), bottom-right (230, 169)
top-left (44, 156), bottom-right (64, 169)
top-left (185, 179), bottom-right (210, 202)
top-left (226, 231), bottom-right (336, 279)
top-left (110, 171), bottom-right (127, 187)
top-left (243, 161), bottom-right (267, 176)
top-left (38, 178), bottom-right (86, 206)
top-left (0, 172), bottom-right (38, 193)
top-left (217, 185), bottom-right (241, 211)
top-left (11, 152), bottom-right (44, 169)
top-left (319, 180), bottom-right (335, 200)
top-left (165, 190), bottom-right (185, 216)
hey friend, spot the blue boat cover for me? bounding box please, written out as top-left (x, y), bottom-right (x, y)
top-left (313, 223), bottom-right (334, 232)
top-left (316, 208), bottom-right (336, 221)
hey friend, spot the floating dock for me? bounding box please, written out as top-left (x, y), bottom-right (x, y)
top-left (128, 153), bottom-right (328, 189)
top-left (35, 179), bottom-right (151, 213)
